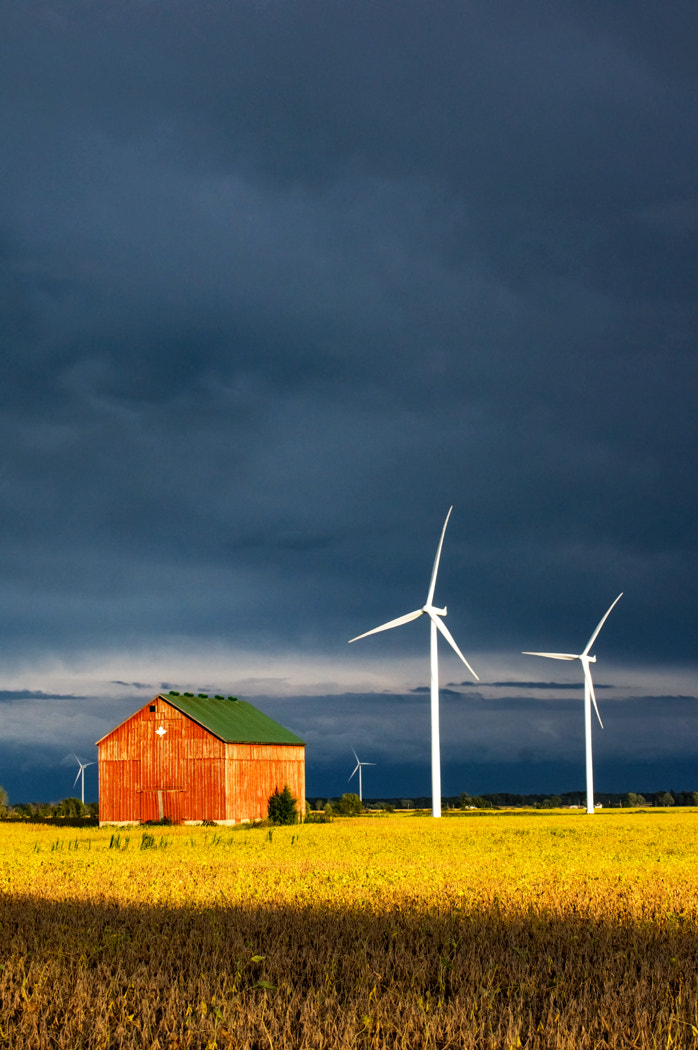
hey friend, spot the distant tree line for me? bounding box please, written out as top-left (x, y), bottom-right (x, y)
top-left (310, 789), bottom-right (698, 812)
top-left (454, 789), bottom-right (698, 809)
top-left (0, 794), bottom-right (99, 825)
top-left (317, 793), bottom-right (364, 817)
top-left (0, 785), bottom-right (694, 828)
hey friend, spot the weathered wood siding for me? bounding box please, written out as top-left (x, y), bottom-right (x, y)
top-left (98, 697), bottom-right (227, 823)
top-left (224, 743), bottom-right (306, 823)
top-left (98, 697), bottom-right (306, 824)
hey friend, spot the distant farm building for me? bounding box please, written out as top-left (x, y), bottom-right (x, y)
top-left (96, 692), bottom-right (305, 825)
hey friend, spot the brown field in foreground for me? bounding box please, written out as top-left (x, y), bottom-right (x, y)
top-left (0, 810), bottom-right (697, 1048)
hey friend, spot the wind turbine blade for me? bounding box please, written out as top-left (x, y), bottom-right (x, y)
top-left (73, 769), bottom-right (81, 788)
top-left (584, 662), bottom-right (604, 728)
top-left (583, 593), bottom-right (623, 656)
top-left (426, 507), bottom-right (453, 606)
top-left (522, 652), bottom-right (580, 661)
top-left (431, 613), bottom-right (479, 680)
top-left (349, 608), bottom-right (423, 643)
top-left (348, 763), bottom-right (359, 781)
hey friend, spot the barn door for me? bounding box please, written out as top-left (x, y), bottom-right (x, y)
top-left (139, 785), bottom-right (159, 823)
top-left (150, 716), bottom-right (184, 821)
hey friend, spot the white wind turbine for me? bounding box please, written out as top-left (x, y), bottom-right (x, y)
top-left (72, 753), bottom-right (94, 805)
top-left (348, 748), bottom-right (375, 803)
top-left (522, 593), bottom-right (623, 815)
top-left (349, 507), bottom-right (479, 818)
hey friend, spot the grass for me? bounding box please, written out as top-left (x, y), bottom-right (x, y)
top-left (0, 810), bottom-right (696, 1047)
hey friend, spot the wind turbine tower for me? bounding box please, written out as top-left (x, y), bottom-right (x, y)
top-left (72, 753), bottom-right (95, 806)
top-left (522, 593), bottom-right (623, 815)
top-left (348, 748), bottom-right (375, 803)
top-left (349, 507), bottom-right (479, 818)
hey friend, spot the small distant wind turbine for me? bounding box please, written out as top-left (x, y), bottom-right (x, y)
top-left (348, 748), bottom-right (375, 803)
top-left (349, 507), bottom-right (479, 819)
top-left (522, 593), bottom-right (623, 815)
top-left (72, 753), bottom-right (94, 805)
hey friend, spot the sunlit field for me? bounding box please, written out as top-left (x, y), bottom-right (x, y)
top-left (0, 810), bottom-right (697, 1048)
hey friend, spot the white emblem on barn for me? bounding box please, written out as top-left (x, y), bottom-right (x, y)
top-left (156, 725), bottom-right (167, 737)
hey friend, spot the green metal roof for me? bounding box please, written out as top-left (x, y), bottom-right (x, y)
top-left (160, 693), bottom-right (305, 745)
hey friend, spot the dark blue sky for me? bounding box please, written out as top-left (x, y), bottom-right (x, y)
top-left (1, 1), bottom-right (697, 803)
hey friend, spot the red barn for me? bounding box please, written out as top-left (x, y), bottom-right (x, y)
top-left (96, 692), bottom-right (305, 825)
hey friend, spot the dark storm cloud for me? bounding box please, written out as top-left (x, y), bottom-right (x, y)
top-left (257, 687), bottom-right (698, 799)
top-left (412, 686), bottom-right (464, 697)
top-left (0, 1), bottom-right (697, 796)
top-left (0, 690), bottom-right (81, 702)
top-left (460, 681), bottom-right (614, 691)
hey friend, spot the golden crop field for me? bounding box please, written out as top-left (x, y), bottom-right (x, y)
top-left (0, 810), bottom-right (697, 1049)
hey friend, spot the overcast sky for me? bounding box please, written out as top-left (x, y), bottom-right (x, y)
top-left (1, 1), bottom-right (697, 804)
